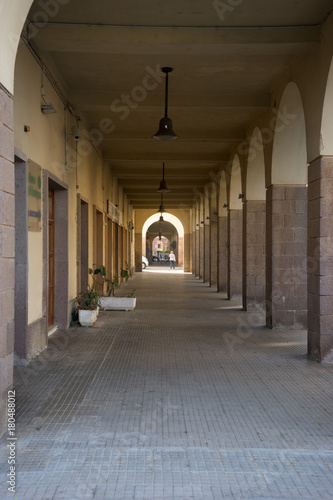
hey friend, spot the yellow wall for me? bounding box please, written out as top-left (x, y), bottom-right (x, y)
top-left (13, 42), bottom-right (133, 325)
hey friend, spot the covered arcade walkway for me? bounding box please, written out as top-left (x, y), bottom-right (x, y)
top-left (1, 272), bottom-right (333, 499)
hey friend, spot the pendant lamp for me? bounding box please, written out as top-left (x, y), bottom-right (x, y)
top-left (152, 67), bottom-right (179, 141)
top-left (157, 162), bottom-right (170, 193)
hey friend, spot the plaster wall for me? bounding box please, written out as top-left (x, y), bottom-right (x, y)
top-left (13, 42), bottom-right (132, 334)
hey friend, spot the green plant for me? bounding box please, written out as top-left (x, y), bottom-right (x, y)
top-left (120, 261), bottom-right (132, 282)
top-left (89, 265), bottom-right (119, 296)
top-left (76, 282), bottom-right (101, 310)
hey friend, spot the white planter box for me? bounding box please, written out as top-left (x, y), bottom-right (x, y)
top-left (78, 308), bottom-right (98, 326)
top-left (99, 297), bottom-right (136, 311)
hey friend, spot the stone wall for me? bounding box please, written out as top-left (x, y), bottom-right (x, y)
top-left (204, 224), bottom-right (210, 283)
top-left (266, 185), bottom-right (307, 329)
top-left (210, 220), bottom-right (218, 287)
top-left (228, 210), bottom-right (243, 299)
top-left (218, 216), bottom-right (228, 293)
top-left (243, 200), bottom-right (266, 311)
top-left (199, 226), bottom-right (204, 279)
top-left (308, 157), bottom-right (333, 361)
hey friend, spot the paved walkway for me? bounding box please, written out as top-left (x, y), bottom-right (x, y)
top-left (1, 269), bottom-right (333, 499)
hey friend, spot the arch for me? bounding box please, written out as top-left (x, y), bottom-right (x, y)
top-left (142, 213), bottom-right (184, 238)
top-left (271, 82), bottom-right (307, 185)
top-left (320, 57), bottom-right (333, 155)
top-left (246, 127), bottom-right (266, 200)
top-left (0, 0), bottom-right (34, 93)
top-left (229, 155), bottom-right (242, 209)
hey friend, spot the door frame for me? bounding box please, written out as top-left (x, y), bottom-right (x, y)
top-left (42, 171), bottom-right (69, 330)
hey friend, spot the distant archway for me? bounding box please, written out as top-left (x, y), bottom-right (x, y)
top-left (142, 213), bottom-right (184, 237)
top-left (142, 213), bottom-right (185, 268)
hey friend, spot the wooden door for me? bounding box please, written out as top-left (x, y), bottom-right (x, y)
top-left (48, 189), bottom-right (55, 326)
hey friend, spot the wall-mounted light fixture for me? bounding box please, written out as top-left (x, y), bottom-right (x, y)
top-left (223, 203), bottom-right (228, 208)
top-left (24, 125), bottom-right (30, 132)
top-left (238, 193), bottom-right (244, 199)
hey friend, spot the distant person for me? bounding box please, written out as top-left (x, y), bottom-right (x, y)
top-left (169, 250), bottom-right (176, 269)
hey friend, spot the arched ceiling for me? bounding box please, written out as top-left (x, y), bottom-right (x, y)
top-left (25, 0), bottom-right (332, 208)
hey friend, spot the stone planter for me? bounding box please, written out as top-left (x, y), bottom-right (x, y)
top-left (78, 308), bottom-right (99, 326)
top-left (99, 297), bottom-right (136, 311)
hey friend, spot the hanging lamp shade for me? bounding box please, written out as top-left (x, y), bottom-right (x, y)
top-left (152, 67), bottom-right (179, 141)
top-left (157, 162), bottom-right (170, 193)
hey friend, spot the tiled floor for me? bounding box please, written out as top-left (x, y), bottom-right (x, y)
top-left (1, 269), bottom-right (333, 499)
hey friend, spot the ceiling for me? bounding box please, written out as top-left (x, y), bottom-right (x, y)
top-left (26, 0), bottom-right (332, 209)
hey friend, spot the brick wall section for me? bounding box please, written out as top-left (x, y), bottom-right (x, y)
top-left (199, 226), bottom-right (204, 279)
top-left (218, 216), bottom-right (228, 293)
top-left (228, 210), bottom-right (243, 299)
top-left (210, 220), bottom-right (218, 287)
top-left (308, 157), bottom-right (333, 362)
top-left (266, 185), bottom-right (307, 329)
top-left (0, 88), bottom-right (14, 436)
top-left (243, 200), bottom-right (266, 311)
top-left (204, 224), bottom-right (210, 283)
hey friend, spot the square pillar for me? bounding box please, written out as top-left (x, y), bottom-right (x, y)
top-left (195, 228), bottom-right (200, 276)
top-left (210, 219), bottom-right (218, 287)
top-left (0, 87), bottom-right (14, 436)
top-left (135, 232), bottom-right (142, 272)
top-left (228, 210), bottom-right (243, 300)
top-left (308, 157), bottom-right (333, 361)
top-left (192, 231), bottom-right (196, 274)
top-left (204, 223), bottom-right (210, 283)
top-left (184, 233), bottom-right (191, 272)
top-left (199, 226), bottom-right (204, 279)
top-left (266, 185), bottom-right (307, 329)
top-left (218, 216), bottom-right (228, 293)
top-left (243, 200), bottom-right (266, 312)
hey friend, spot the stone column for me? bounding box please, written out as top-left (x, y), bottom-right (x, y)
top-left (184, 233), bottom-right (191, 272)
top-left (308, 157), bottom-right (333, 362)
top-left (192, 231), bottom-right (196, 274)
top-left (228, 210), bottom-right (243, 299)
top-left (0, 87), bottom-right (15, 436)
top-left (199, 225), bottom-right (204, 279)
top-left (135, 232), bottom-right (142, 272)
top-left (204, 223), bottom-right (210, 283)
top-left (210, 218), bottom-right (218, 287)
top-left (218, 216), bottom-right (228, 293)
top-left (243, 200), bottom-right (266, 311)
top-left (266, 185), bottom-right (307, 329)
top-left (195, 228), bottom-right (200, 276)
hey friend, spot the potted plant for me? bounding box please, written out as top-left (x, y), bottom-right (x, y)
top-left (90, 263), bottom-right (136, 311)
top-left (76, 282), bottom-right (101, 326)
